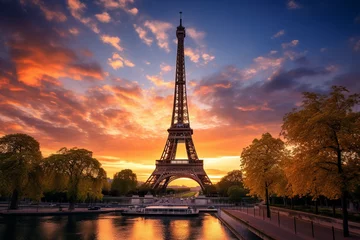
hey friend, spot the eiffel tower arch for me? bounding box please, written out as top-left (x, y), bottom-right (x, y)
top-left (144, 13), bottom-right (213, 192)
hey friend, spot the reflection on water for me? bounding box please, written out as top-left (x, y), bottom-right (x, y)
top-left (0, 213), bottom-right (237, 240)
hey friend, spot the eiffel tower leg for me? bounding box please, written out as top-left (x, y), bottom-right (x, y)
top-left (161, 177), bottom-right (171, 192)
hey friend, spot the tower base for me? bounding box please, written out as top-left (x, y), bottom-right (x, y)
top-left (143, 159), bottom-right (212, 192)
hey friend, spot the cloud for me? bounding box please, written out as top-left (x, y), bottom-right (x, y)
top-left (202, 53), bottom-right (215, 64)
top-left (69, 27), bottom-right (79, 35)
top-left (253, 56), bottom-right (284, 70)
top-left (184, 47), bottom-right (200, 63)
top-left (144, 20), bottom-right (172, 52)
top-left (271, 29), bottom-right (285, 39)
top-left (331, 72), bottom-right (360, 93)
top-left (67, 0), bottom-right (100, 33)
top-left (133, 24), bottom-right (153, 46)
top-left (320, 47), bottom-right (327, 52)
top-left (146, 75), bottom-right (172, 88)
top-left (101, 35), bottom-right (123, 51)
top-left (108, 59), bottom-right (124, 69)
top-left (287, 0), bottom-right (302, 9)
top-left (264, 67), bottom-right (332, 92)
top-left (194, 65), bottom-right (332, 128)
top-left (187, 28), bottom-right (205, 45)
top-left (95, 12), bottom-right (111, 23)
top-left (108, 53), bottom-right (135, 69)
top-left (160, 63), bottom-right (172, 73)
top-left (27, 0), bottom-right (67, 22)
top-left (127, 8), bottom-right (138, 15)
top-left (282, 40), bottom-right (299, 49)
top-left (99, 0), bottom-right (138, 15)
top-left (0, 2), bottom-right (104, 86)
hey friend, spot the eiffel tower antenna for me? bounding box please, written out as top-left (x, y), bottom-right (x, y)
top-left (143, 13), bottom-right (213, 192)
top-left (179, 11), bottom-right (182, 26)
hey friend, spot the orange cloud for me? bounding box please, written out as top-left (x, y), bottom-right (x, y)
top-left (95, 12), bottom-right (111, 23)
top-left (108, 53), bottom-right (135, 69)
top-left (67, 0), bottom-right (100, 33)
top-left (101, 35), bottom-right (123, 51)
top-left (146, 75), bottom-right (172, 88)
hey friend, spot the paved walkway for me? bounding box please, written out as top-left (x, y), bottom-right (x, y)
top-left (0, 208), bottom-right (124, 216)
top-left (224, 208), bottom-right (360, 240)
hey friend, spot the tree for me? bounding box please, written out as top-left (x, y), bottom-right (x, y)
top-left (241, 132), bottom-right (289, 218)
top-left (227, 185), bottom-right (247, 202)
top-left (111, 169), bottom-right (137, 196)
top-left (45, 147), bottom-right (106, 210)
top-left (281, 86), bottom-right (360, 237)
top-left (0, 134), bottom-right (43, 209)
top-left (102, 179), bottom-right (111, 195)
top-left (217, 170), bottom-right (244, 196)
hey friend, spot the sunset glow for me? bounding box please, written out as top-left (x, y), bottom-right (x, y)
top-left (1, 0), bottom-right (359, 187)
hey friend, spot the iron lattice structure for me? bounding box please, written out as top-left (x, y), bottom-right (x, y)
top-left (144, 14), bottom-right (213, 192)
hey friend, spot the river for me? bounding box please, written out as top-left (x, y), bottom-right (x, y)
top-left (0, 213), bottom-right (238, 240)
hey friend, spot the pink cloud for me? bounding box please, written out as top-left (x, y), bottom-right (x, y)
top-left (271, 29), bottom-right (285, 39)
top-left (282, 40), bottom-right (299, 49)
top-left (133, 24), bottom-right (153, 46)
top-left (144, 20), bottom-right (172, 52)
top-left (25, 0), bottom-right (67, 22)
top-left (287, 0), bottom-right (302, 9)
top-left (184, 47), bottom-right (200, 63)
top-left (187, 27), bottom-right (205, 45)
top-left (99, 0), bottom-right (138, 15)
top-left (160, 63), bottom-right (172, 73)
top-left (68, 27), bottom-right (79, 35)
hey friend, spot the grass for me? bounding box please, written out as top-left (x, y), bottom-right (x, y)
top-left (177, 191), bottom-right (198, 198)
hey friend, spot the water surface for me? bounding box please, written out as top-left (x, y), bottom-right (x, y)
top-left (0, 213), bottom-right (237, 240)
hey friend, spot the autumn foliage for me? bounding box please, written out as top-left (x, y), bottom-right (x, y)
top-left (241, 86), bottom-right (360, 237)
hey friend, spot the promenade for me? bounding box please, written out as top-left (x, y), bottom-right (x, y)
top-left (220, 208), bottom-right (360, 240)
top-left (0, 207), bottom-right (124, 216)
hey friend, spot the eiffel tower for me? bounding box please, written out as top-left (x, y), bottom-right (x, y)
top-left (144, 13), bottom-right (213, 192)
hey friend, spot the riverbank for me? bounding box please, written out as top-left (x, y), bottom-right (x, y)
top-left (259, 205), bottom-right (360, 235)
top-left (0, 208), bottom-right (125, 216)
top-left (220, 208), bottom-right (360, 240)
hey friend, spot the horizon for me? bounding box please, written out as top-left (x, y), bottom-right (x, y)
top-left (1, 0), bottom-right (360, 187)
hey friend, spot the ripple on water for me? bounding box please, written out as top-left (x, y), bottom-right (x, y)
top-left (0, 213), bottom-right (238, 240)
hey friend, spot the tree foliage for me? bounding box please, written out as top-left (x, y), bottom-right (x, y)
top-left (0, 134), bottom-right (43, 209)
top-left (111, 169), bottom-right (137, 196)
top-left (216, 170), bottom-right (245, 196)
top-left (281, 86), bottom-right (360, 236)
top-left (227, 185), bottom-right (247, 202)
top-left (241, 132), bottom-right (289, 218)
top-left (44, 147), bottom-right (106, 210)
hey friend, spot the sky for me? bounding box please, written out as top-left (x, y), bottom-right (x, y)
top-left (0, 0), bottom-right (360, 187)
